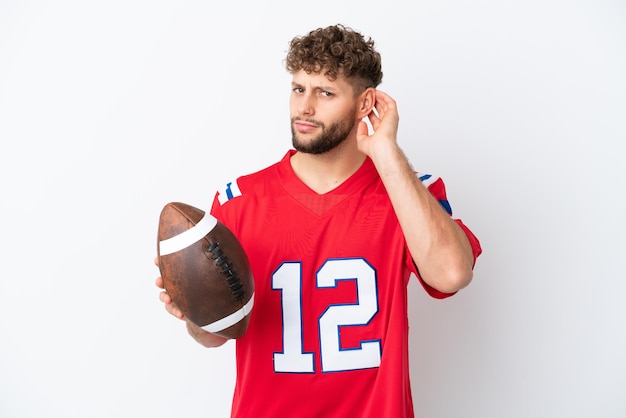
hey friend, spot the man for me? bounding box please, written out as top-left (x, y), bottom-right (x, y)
top-left (156, 23), bottom-right (482, 417)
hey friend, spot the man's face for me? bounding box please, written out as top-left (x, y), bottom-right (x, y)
top-left (289, 70), bottom-right (358, 155)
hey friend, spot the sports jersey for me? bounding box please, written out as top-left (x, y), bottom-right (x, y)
top-left (210, 150), bottom-right (482, 418)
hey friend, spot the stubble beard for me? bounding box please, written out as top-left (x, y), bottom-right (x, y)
top-left (291, 117), bottom-right (356, 155)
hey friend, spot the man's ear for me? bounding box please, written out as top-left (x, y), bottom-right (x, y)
top-left (357, 88), bottom-right (376, 119)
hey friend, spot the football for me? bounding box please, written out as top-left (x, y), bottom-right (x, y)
top-left (157, 202), bottom-right (254, 339)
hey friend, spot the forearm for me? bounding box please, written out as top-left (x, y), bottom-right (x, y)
top-left (186, 320), bottom-right (229, 348)
top-left (369, 143), bottom-right (474, 293)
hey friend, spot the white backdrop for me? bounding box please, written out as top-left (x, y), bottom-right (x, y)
top-left (1, 1), bottom-right (624, 417)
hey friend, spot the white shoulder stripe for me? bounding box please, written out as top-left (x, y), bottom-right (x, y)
top-left (218, 180), bottom-right (242, 205)
top-left (201, 293), bottom-right (255, 333)
top-left (159, 213), bottom-right (217, 255)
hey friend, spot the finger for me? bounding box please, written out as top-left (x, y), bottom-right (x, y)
top-left (375, 90), bottom-right (395, 106)
top-left (155, 276), bottom-right (164, 289)
top-left (154, 256), bottom-right (159, 267)
top-left (374, 90), bottom-right (395, 115)
top-left (357, 119), bottom-right (370, 138)
top-left (373, 91), bottom-right (399, 127)
top-left (166, 303), bottom-right (184, 320)
top-left (373, 103), bottom-right (386, 121)
top-left (367, 112), bottom-right (380, 131)
top-left (159, 290), bottom-right (172, 304)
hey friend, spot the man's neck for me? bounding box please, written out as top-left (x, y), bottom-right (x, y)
top-left (290, 141), bottom-right (366, 194)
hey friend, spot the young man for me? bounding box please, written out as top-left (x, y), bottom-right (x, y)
top-left (156, 24), bottom-right (482, 417)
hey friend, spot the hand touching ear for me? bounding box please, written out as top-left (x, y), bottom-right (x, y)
top-left (357, 90), bottom-right (400, 158)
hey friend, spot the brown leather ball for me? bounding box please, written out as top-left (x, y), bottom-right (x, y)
top-left (157, 202), bottom-right (254, 339)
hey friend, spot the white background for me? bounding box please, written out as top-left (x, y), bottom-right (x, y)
top-left (1, 1), bottom-right (624, 417)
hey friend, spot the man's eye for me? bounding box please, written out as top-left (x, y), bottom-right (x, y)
top-left (321, 91), bottom-right (333, 97)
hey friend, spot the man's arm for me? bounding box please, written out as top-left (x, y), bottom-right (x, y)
top-left (357, 90), bottom-right (475, 294)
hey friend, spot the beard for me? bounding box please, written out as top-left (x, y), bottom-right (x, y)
top-left (291, 116), bottom-right (356, 155)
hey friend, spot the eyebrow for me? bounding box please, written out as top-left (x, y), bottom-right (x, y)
top-left (291, 81), bottom-right (338, 92)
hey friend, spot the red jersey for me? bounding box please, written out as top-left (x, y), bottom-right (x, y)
top-left (210, 150), bottom-right (482, 418)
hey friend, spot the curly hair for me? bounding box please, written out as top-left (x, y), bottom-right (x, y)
top-left (285, 24), bottom-right (383, 93)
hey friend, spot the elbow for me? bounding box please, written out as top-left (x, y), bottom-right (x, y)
top-left (451, 268), bottom-right (474, 292)
top-left (429, 265), bottom-right (474, 294)
top-left (434, 240), bottom-right (476, 293)
top-left (186, 320), bottom-right (230, 348)
top-left (413, 236), bottom-right (477, 294)
top-left (197, 332), bottom-right (230, 348)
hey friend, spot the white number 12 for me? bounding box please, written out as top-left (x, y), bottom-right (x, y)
top-left (272, 258), bottom-right (381, 373)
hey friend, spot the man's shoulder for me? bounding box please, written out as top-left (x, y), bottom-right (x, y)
top-left (215, 151), bottom-right (291, 205)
